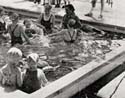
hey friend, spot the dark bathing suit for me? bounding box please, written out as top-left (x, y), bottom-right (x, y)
top-left (11, 25), bottom-right (23, 46)
top-left (40, 14), bottom-right (52, 35)
top-left (21, 69), bottom-right (41, 94)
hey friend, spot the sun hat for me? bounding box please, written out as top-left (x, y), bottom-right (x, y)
top-left (27, 53), bottom-right (39, 63)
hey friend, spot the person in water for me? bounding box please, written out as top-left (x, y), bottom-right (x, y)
top-left (21, 53), bottom-right (48, 93)
top-left (37, 3), bottom-right (55, 35)
top-left (0, 47), bottom-right (23, 88)
top-left (6, 13), bottom-right (31, 46)
top-left (49, 19), bottom-right (82, 44)
top-left (61, 4), bottom-right (82, 29)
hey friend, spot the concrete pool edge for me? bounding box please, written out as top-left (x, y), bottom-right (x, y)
top-left (28, 42), bottom-right (125, 98)
top-left (0, 42), bottom-right (125, 98)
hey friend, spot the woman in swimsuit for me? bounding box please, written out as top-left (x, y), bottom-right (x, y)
top-left (37, 3), bottom-right (55, 35)
top-left (62, 4), bottom-right (82, 29)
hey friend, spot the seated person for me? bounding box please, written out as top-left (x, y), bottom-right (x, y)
top-left (23, 19), bottom-right (44, 37)
top-left (6, 13), bottom-right (31, 46)
top-left (23, 19), bottom-right (36, 38)
top-left (21, 53), bottom-right (48, 94)
top-left (37, 3), bottom-right (55, 35)
top-left (62, 4), bottom-right (105, 37)
top-left (0, 47), bottom-right (23, 88)
top-left (49, 19), bottom-right (82, 44)
top-left (61, 4), bottom-right (82, 29)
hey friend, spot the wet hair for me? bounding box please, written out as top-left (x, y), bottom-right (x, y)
top-left (44, 3), bottom-right (52, 11)
top-left (7, 47), bottom-right (22, 57)
top-left (23, 19), bottom-right (31, 25)
top-left (10, 12), bottom-right (19, 20)
top-left (64, 4), bottom-right (75, 12)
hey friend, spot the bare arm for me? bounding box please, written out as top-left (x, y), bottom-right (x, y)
top-left (38, 69), bottom-right (48, 87)
top-left (16, 70), bottom-right (23, 87)
top-left (20, 26), bottom-right (31, 44)
top-left (51, 14), bottom-right (55, 28)
top-left (48, 29), bottom-right (65, 38)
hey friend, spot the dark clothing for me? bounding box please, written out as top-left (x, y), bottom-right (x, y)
top-left (62, 13), bottom-right (81, 29)
top-left (0, 21), bottom-right (6, 34)
top-left (25, 28), bottom-right (36, 38)
top-left (21, 69), bottom-right (41, 94)
top-left (64, 40), bottom-right (75, 44)
top-left (40, 14), bottom-right (53, 35)
top-left (34, 0), bottom-right (41, 4)
top-left (0, 21), bottom-right (6, 44)
top-left (10, 25), bottom-right (23, 46)
top-left (91, 0), bottom-right (97, 7)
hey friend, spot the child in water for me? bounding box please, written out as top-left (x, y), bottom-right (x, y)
top-left (0, 47), bottom-right (23, 88)
top-left (21, 53), bottom-right (48, 93)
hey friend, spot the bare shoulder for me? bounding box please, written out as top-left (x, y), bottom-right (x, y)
top-left (17, 24), bottom-right (24, 29)
top-left (37, 69), bottom-right (45, 77)
top-left (0, 64), bottom-right (8, 73)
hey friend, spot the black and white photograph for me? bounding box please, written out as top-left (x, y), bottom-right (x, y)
top-left (0, 0), bottom-right (125, 98)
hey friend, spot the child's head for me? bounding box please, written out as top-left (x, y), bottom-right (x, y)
top-left (64, 4), bottom-right (75, 15)
top-left (27, 53), bottom-right (39, 70)
top-left (44, 3), bottom-right (52, 14)
top-left (67, 19), bottom-right (76, 28)
top-left (23, 19), bottom-right (32, 28)
top-left (9, 12), bottom-right (19, 22)
top-left (7, 47), bottom-right (22, 64)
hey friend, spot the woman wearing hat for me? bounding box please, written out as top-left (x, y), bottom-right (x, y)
top-left (37, 3), bottom-right (55, 35)
top-left (62, 4), bottom-right (82, 29)
top-left (6, 13), bottom-right (31, 46)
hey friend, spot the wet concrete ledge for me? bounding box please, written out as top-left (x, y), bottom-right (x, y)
top-left (0, 42), bottom-right (124, 98)
top-left (29, 43), bottom-right (125, 98)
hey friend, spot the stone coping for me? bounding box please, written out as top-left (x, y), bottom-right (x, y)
top-left (29, 41), bottom-right (125, 98)
top-left (0, 41), bottom-right (125, 98)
